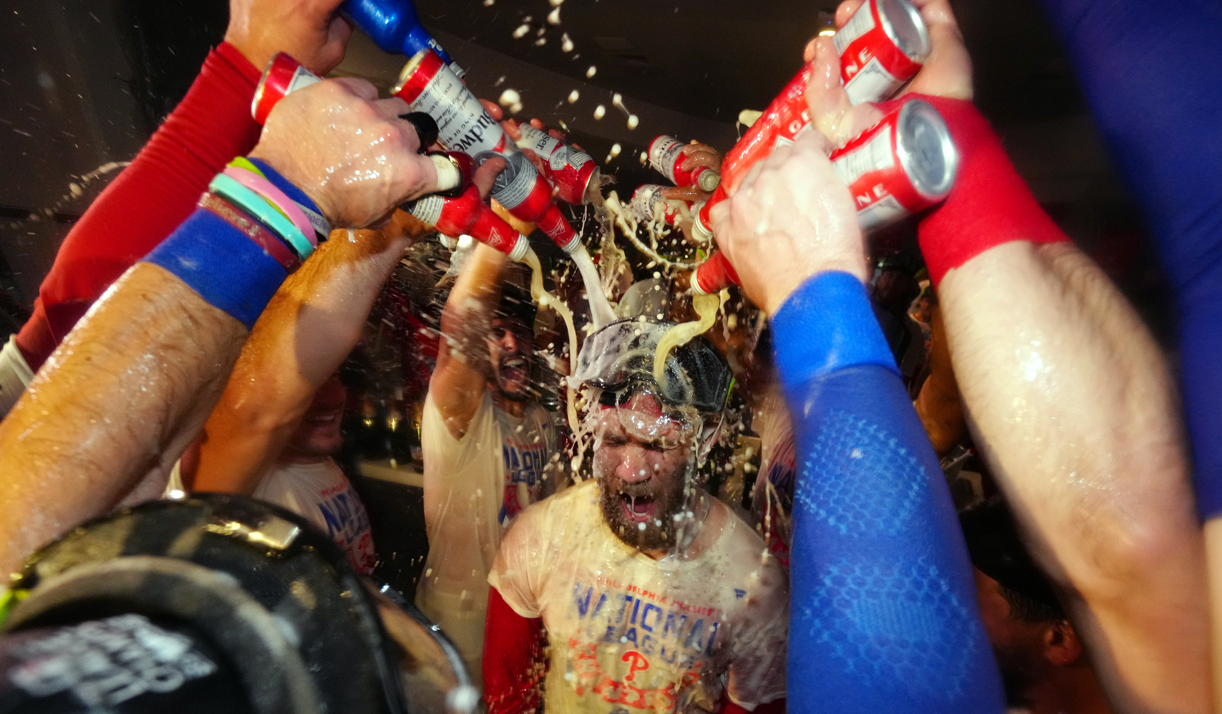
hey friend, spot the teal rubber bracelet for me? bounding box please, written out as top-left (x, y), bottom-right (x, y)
top-left (209, 173), bottom-right (313, 260)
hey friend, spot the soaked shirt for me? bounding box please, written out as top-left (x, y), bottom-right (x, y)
top-left (750, 385), bottom-right (796, 569)
top-left (417, 390), bottom-right (558, 675)
top-left (251, 459), bottom-right (377, 574)
top-left (490, 480), bottom-right (788, 713)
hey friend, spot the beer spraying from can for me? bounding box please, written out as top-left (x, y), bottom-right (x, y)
top-left (692, 99), bottom-right (957, 294)
top-left (393, 50), bottom-right (581, 254)
top-left (514, 124), bottom-right (601, 206)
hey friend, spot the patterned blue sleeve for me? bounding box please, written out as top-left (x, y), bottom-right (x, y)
top-left (1035, 0), bottom-right (1222, 518)
top-left (772, 272), bottom-right (1004, 713)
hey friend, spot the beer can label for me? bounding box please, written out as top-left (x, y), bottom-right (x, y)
top-left (482, 151), bottom-right (536, 209)
top-left (648, 136), bottom-right (686, 180)
top-left (832, 124), bottom-right (895, 187)
top-left (834, 0), bottom-right (876, 54)
top-left (518, 125), bottom-right (562, 160)
top-left (283, 66), bottom-right (320, 95)
top-left (856, 194), bottom-right (907, 231)
top-left (408, 60), bottom-right (507, 156)
top-left (407, 195), bottom-right (444, 227)
top-left (843, 57), bottom-right (902, 105)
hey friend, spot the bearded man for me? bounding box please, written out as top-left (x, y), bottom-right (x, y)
top-left (482, 320), bottom-right (788, 714)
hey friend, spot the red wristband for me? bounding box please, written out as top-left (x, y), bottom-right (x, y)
top-left (899, 95), bottom-right (1068, 286)
top-left (199, 192), bottom-right (300, 272)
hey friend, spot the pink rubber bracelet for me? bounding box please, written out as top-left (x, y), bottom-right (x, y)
top-left (222, 166), bottom-right (318, 248)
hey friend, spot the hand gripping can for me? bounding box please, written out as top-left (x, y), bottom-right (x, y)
top-left (515, 123), bottom-right (600, 205)
top-left (630, 184), bottom-right (687, 226)
top-left (648, 135), bottom-right (722, 192)
top-left (691, 99), bottom-right (957, 294)
top-left (404, 185), bottom-right (530, 261)
top-left (393, 50), bottom-right (580, 253)
top-left (834, 0), bottom-right (930, 105)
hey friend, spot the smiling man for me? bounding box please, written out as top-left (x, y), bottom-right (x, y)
top-left (483, 319), bottom-right (788, 714)
top-left (417, 242), bottom-right (561, 684)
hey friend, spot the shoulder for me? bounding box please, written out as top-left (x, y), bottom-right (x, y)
top-left (709, 500), bottom-right (789, 599)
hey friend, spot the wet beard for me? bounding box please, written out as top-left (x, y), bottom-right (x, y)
top-left (598, 477), bottom-right (686, 555)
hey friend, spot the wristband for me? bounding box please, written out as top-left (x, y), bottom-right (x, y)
top-left (221, 165), bottom-right (317, 248)
top-left (243, 157), bottom-right (332, 240)
top-left (199, 192), bottom-right (300, 272)
top-left (902, 95), bottom-right (1068, 287)
top-left (208, 173), bottom-right (313, 261)
top-left (771, 271), bottom-right (898, 398)
top-left (144, 209), bottom-right (287, 329)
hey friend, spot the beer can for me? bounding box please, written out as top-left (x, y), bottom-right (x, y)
top-left (691, 251), bottom-right (740, 296)
top-left (252, 53), bottom-right (320, 124)
top-left (834, 0), bottom-right (930, 105)
top-left (405, 186), bottom-right (529, 261)
top-left (393, 50), bottom-right (578, 252)
top-left (829, 98), bottom-right (956, 231)
top-left (648, 135), bottom-right (721, 192)
top-left (515, 124), bottom-right (600, 205)
top-left (631, 184), bottom-right (687, 226)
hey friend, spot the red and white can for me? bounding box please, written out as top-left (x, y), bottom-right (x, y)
top-left (405, 185), bottom-right (530, 261)
top-left (630, 184), bottom-right (687, 226)
top-left (834, 0), bottom-right (930, 106)
top-left (252, 53), bottom-right (321, 125)
top-left (515, 124), bottom-right (600, 206)
top-left (393, 50), bottom-right (579, 253)
top-left (691, 251), bottom-right (740, 296)
top-left (648, 135), bottom-right (721, 192)
top-left (692, 99), bottom-right (957, 294)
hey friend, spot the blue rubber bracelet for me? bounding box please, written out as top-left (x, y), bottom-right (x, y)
top-left (771, 271), bottom-right (898, 397)
top-left (245, 157), bottom-right (331, 240)
top-left (144, 209), bottom-right (287, 329)
top-left (209, 173), bottom-right (314, 261)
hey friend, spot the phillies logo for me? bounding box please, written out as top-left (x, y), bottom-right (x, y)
top-left (621, 651), bottom-right (650, 682)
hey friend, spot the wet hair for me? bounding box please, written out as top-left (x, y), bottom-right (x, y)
top-left (959, 498), bottom-right (1065, 624)
top-left (494, 282), bottom-right (536, 330)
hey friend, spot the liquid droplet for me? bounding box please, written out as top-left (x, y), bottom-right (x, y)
top-left (586, 65), bottom-right (597, 78)
top-left (561, 33), bottom-right (574, 52)
top-left (548, 7), bottom-right (561, 24)
top-left (593, 104), bottom-right (606, 120)
top-left (567, 89), bottom-right (580, 103)
top-left (513, 23), bottom-right (530, 38)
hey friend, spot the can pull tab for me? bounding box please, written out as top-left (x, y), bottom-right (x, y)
top-left (399, 112), bottom-right (439, 152)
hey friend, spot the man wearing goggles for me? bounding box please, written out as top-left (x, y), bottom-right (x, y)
top-left (483, 319), bottom-right (789, 714)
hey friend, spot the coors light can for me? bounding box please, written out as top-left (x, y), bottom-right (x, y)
top-left (648, 135), bottom-right (721, 192)
top-left (515, 124), bottom-right (600, 206)
top-left (393, 50), bottom-right (579, 253)
top-left (834, 0), bottom-right (931, 106)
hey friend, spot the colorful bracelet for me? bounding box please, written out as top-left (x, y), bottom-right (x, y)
top-left (208, 173), bottom-right (313, 261)
top-left (221, 165), bottom-right (317, 248)
top-left (236, 157), bottom-right (333, 241)
top-left (198, 192), bottom-right (300, 272)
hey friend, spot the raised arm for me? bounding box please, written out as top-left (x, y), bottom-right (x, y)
top-left (193, 210), bottom-right (431, 495)
top-left (0, 77), bottom-right (441, 575)
top-left (709, 43), bottom-right (1004, 712)
top-left (9, 0), bottom-right (353, 384)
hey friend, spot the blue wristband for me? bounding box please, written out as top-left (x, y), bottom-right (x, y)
top-left (771, 271), bottom-right (898, 397)
top-left (144, 209), bottom-right (287, 329)
top-left (246, 157), bottom-right (332, 240)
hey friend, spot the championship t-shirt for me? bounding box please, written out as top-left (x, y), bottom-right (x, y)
top-left (490, 480), bottom-right (788, 713)
top-left (416, 390), bottom-right (558, 677)
top-left (252, 458), bottom-right (377, 575)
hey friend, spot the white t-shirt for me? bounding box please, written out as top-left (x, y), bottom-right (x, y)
top-left (416, 390), bottom-right (557, 675)
top-left (490, 480), bottom-right (789, 713)
top-left (750, 384), bottom-right (796, 569)
top-left (251, 459), bottom-right (377, 575)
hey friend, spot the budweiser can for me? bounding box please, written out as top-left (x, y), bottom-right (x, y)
top-left (631, 184), bottom-right (687, 226)
top-left (648, 135), bottom-right (721, 192)
top-left (393, 50), bottom-right (579, 253)
top-left (252, 53), bottom-right (321, 124)
top-left (405, 185), bottom-right (530, 261)
top-left (692, 100), bottom-right (957, 294)
top-left (829, 99), bottom-right (956, 231)
top-left (691, 251), bottom-right (740, 296)
top-left (834, 0), bottom-right (930, 105)
top-left (515, 124), bottom-right (600, 205)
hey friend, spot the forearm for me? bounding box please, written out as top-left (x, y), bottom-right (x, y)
top-left (21, 43), bottom-right (261, 367)
top-left (776, 273), bottom-right (1003, 714)
top-left (0, 263), bottom-right (246, 574)
top-left (195, 218), bottom-right (420, 494)
top-left (940, 240), bottom-right (1208, 713)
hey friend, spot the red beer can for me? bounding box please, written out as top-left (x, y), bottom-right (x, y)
top-left (691, 251), bottom-right (740, 296)
top-left (835, 0), bottom-right (930, 106)
top-left (648, 135), bottom-right (721, 192)
top-left (515, 124), bottom-right (600, 206)
top-left (630, 184), bottom-right (687, 226)
top-left (252, 53), bottom-right (321, 125)
top-left (692, 99), bottom-right (956, 294)
top-left (393, 50), bottom-right (579, 253)
top-left (405, 185), bottom-right (530, 261)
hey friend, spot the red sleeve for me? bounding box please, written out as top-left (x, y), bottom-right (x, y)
top-left (15, 41), bottom-right (263, 371)
top-left (483, 586), bottom-right (548, 714)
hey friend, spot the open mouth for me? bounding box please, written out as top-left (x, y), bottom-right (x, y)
top-left (303, 407), bottom-right (342, 427)
top-left (500, 357), bottom-right (528, 381)
top-left (620, 493), bottom-right (656, 522)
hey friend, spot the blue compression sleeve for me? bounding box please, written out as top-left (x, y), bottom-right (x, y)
top-left (1036, 0), bottom-right (1222, 516)
top-left (774, 272), bottom-right (1004, 714)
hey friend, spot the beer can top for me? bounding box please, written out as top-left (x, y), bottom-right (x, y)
top-left (895, 99), bottom-right (958, 201)
top-left (879, 0), bottom-right (931, 63)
